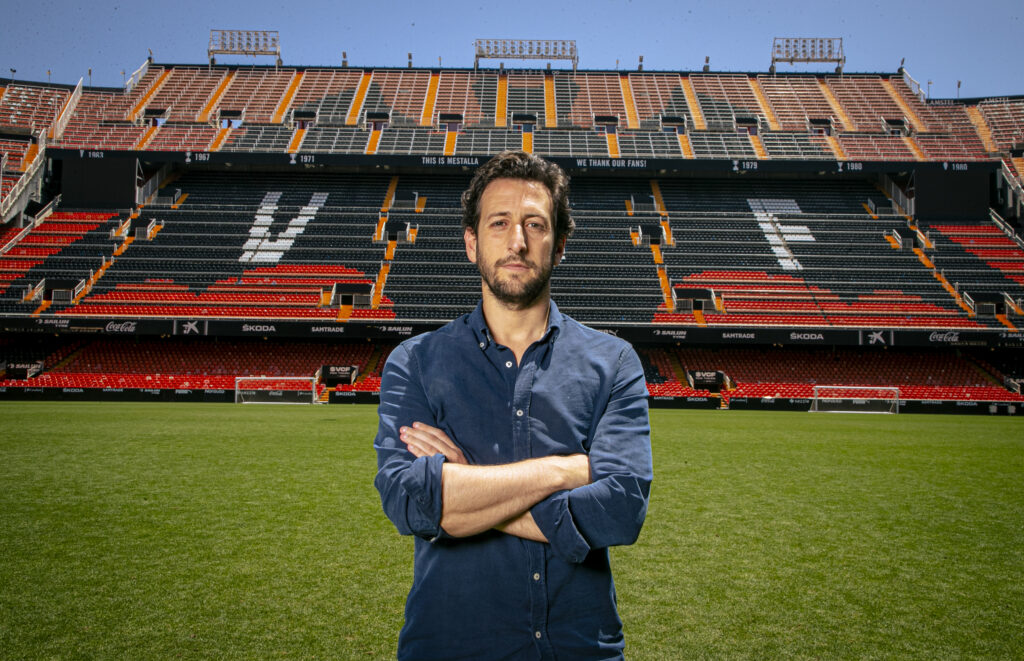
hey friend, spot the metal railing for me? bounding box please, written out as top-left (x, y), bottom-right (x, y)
top-left (880, 173), bottom-right (915, 217)
top-left (0, 193), bottom-right (57, 255)
top-left (1, 196), bottom-right (61, 254)
top-left (1000, 160), bottom-right (1024, 210)
top-left (1003, 292), bottom-right (1023, 317)
top-left (902, 70), bottom-right (926, 103)
top-left (48, 78), bottom-right (82, 141)
top-left (125, 59), bottom-right (150, 95)
top-left (989, 208), bottom-right (1024, 250)
top-left (34, 194), bottom-right (60, 219)
top-left (135, 162), bottom-right (173, 206)
top-left (0, 135), bottom-right (47, 222)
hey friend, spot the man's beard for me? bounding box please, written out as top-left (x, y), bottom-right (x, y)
top-left (478, 253), bottom-right (554, 309)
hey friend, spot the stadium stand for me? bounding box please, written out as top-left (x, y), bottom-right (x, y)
top-left (976, 99), bottom-right (1024, 151)
top-left (835, 134), bottom-right (918, 161)
top-left (1, 60), bottom-right (1022, 410)
top-left (627, 73), bottom-right (692, 130)
top-left (663, 345), bottom-right (1024, 403)
top-left (506, 71), bottom-right (547, 126)
top-left (823, 76), bottom-right (908, 133)
top-left (0, 83), bottom-right (70, 134)
top-left (143, 123), bottom-right (219, 152)
top-left (358, 70), bottom-right (432, 127)
top-left (555, 72), bottom-right (631, 129)
top-left (0, 138), bottom-right (32, 171)
top-left (3, 336), bottom-right (1020, 405)
top-left (140, 66), bottom-right (228, 123)
top-left (927, 222), bottom-right (1024, 291)
top-left (0, 336), bottom-right (371, 391)
top-left (285, 68), bottom-right (366, 125)
top-left (430, 70), bottom-right (495, 127)
top-left (689, 73), bottom-right (769, 132)
top-left (757, 75), bottom-right (839, 132)
top-left (50, 89), bottom-right (146, 150)
top-left (1, 138), bottom-right (33, 205)
top-left (208, 68), bottom-right (297, 124)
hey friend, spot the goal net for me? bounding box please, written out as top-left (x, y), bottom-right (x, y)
top-left (234, 376), bottom-right (321, 404)
top-left (810, 385), bottom-right (900, 414)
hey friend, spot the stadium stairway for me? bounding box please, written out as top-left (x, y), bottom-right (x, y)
top-left (543, 72), bottom-right (557, 128)
top-left (421, 72), bottom-right (440, 126)
top-left (619, 74), bottom-right (641, 130)
top-left (198, 71), bottom-right (235, 123)
top-left (272, 71), bottom-right (304, 124)
top-left (346, 72), bottom-right (372, 126)
top-left (287, 128), bottom-right (306, 153)
top-left (965, 106), bottom-right (998, 153)
top-left (680, 77), bottom-right (706, 130)
top-left (129, 69), bottom-right (171, 121)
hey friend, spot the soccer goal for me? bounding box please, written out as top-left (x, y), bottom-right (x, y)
top-left (234, 376), bottom-right (321, 404)
top-left (809, 385), bottom-right (900, 414)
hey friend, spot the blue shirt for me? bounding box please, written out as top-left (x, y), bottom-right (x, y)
top-left (374, 301), bottom-right (653, 660)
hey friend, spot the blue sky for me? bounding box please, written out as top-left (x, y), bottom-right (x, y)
top-left (2, 0), bottom-right (1022, 100)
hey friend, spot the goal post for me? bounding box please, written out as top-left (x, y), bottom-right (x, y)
top-left (234, 376), bottom-right (321, 404)
top-left (810, 385), bottom-right (900, 414)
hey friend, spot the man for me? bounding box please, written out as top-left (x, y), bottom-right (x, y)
top-left (373, 150), bottom-right (652, 660)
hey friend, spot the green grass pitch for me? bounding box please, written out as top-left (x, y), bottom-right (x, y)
top-left (1, 402), bottom-right (1021, 659)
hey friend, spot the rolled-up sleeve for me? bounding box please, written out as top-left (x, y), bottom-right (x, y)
top-left (373, 343), bottom-right (447, 540)
top-left (530, 345), bottom-right (652, 563)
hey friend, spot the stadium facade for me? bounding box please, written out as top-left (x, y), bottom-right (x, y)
top-left (1, 57), bottom-right (1022, 412)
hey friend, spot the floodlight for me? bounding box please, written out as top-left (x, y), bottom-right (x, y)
top-left (473, 39), bottom-right (578, 71)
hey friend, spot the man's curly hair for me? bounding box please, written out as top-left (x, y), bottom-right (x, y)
top-left (461, 150), bottom-right (574, 244)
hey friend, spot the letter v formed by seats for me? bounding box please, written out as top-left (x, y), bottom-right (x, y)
top-left (239, 191), bottom-right (329, 263)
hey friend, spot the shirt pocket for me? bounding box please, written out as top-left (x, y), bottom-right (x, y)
top-left (530, 374), bottom-right (596, 454)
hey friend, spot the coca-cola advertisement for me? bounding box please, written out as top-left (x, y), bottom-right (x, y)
top-left (105, 321), bottom-right (138, 334)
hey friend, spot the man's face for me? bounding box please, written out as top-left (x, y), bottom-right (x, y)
top-left (464, 177), bottom-right (565, 310)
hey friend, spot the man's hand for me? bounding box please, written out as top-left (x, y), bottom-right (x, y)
top-left (399, 422), bottom-right (467, 464)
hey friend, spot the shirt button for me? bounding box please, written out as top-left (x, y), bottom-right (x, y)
top-left (535, 631), bottom-right (542, 639)
top-left (533, 572), bottom-right (540, 581)
top-left (505, 360), bottom-right (513, 368)
top-left (516, 409), bottom-right (524, 417)
top-left (479, 342), bottom-right (485, 349)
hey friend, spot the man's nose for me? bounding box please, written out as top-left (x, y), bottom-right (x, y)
top-left (508, 223), bottom-right (527, 253)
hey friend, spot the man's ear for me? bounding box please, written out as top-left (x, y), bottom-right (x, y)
top-left (464, 226), bottom-right (478, 264)
top-left (552, 235), bottom-right (566, 266)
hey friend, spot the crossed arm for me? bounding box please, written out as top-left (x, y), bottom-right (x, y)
top-left (399, 422), bottom-right (590, 540)
top-left (374, 341), bottom-right (651, 558)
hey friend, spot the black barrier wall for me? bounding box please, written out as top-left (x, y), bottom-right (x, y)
top-left (5, 316), bottom-right (1024, 348)
top-left (913, 166), bottom-right (991, 221)
top-left (59, 156), bottom-right (138, 209)
top-left (0, 386), bottom-right (1018, 415)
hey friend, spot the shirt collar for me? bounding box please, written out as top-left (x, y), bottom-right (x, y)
top-left (470, 300), bottom-right (563, 350)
